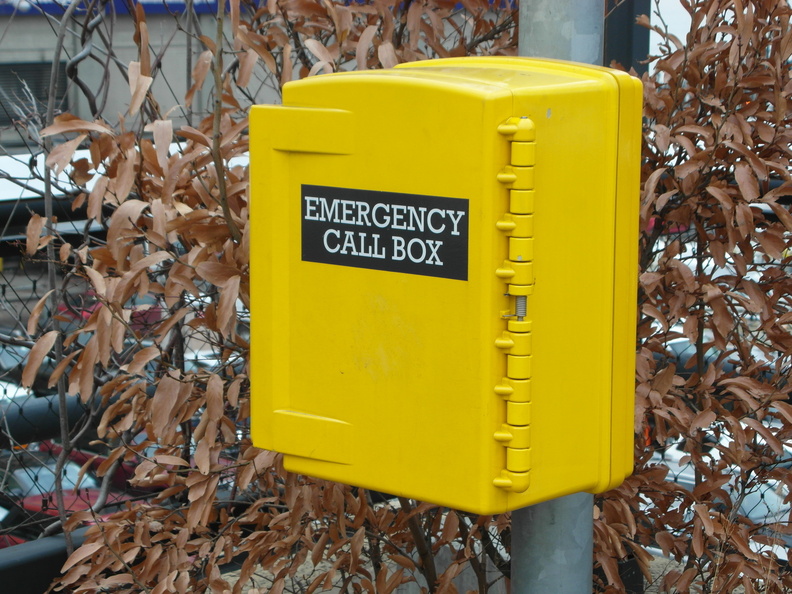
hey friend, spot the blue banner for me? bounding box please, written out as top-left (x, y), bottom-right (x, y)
top-left (0, 0), bottom-right (220, 17)
top-left (111, 0), bottom-right (219, 15)
top-left (0, 0), bottom-right (68, 16)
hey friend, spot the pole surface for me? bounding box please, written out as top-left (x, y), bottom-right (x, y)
top-left (513, 2), bottom-right (603, 593)
top-left (511, 493), bottom-right (594, 593)
top-left (518, 0), bottom-right (605, 64)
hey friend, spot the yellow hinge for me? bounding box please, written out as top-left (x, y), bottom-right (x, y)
top-left (494, 377), bottom-right (531, 402)
top-left (511, 142), bottom-right (536, 167)
top-left (509, 237), bottom-right (534, 262)
top-left (494, 117), bottom-right (536, 494)
top-left (495, 260), bottom-right (534, 285)
top-left (508, 284), bottom-right (533, 296)
top-left (510, 190), bottom-right (535, 214)
top-left (494, 424), bottom-right (530, 449)
top-left (496, 165), bottom-right (535, 190)
top-left (507, 448), bottom-right (531, 473)
top-left (497, 116), bottom-right (536, 141)
top-left (494, 331), bottom-right (532, 356)
top-left (493, 469), bottom-right (530, 493)
top-left (507, 355), bottom-right (532, 379)
top-left (507, 401), bottom-right (531, 426)
top-left (496, 213), bottom-right (534, 237)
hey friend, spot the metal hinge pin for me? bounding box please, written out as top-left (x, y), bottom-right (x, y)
top-left (515, 295), bottom-right (527, 320)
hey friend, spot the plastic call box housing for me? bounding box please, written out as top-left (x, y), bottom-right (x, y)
top-left (250, 57), bottom-right (642, 515)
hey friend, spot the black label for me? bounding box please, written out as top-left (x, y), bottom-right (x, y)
top-left (301, 185), bottom-right (469, 281)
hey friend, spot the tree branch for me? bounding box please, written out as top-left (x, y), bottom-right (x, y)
top-left (398, 498), bottom-right (438, 591)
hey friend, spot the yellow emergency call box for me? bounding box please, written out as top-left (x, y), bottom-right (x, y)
top-left (250, 57), bottom-right (642, 514)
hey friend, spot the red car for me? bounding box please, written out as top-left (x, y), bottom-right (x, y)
top-left (0, 451), bottom-right (132, 547)
top-left (38, 440), bottom-right (143, 493)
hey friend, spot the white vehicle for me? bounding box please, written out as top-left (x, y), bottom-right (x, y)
top-left (649, 424), bottom-right (792, 561)
top-left (0, 379), bottom-right (30, 400)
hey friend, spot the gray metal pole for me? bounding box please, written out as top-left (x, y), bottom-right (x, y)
top-left (511, 493), bottom-right (594, 592)
top-left (513, 1), bottom-right (603, 593)
top-left (518, 0), bottom-right (605, 64)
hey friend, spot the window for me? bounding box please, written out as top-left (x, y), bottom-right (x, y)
top-left (0, 62), bottom-right (68, 142)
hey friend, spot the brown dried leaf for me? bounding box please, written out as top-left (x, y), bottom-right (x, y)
top-left (385, 568), bottom-right (404, 594)
top-left (46, 134), bottom-right (87, 174)
top-left (349, 526), bottom-right (365, 573)
top-left (226, 377), bottom-right (242, 409)
top-left (693, 503), bottom-right (715, 536)
top-left (47, 350), bottom-right (80, 389)
top-left (236, 27), bottom-right (277, 74)
top-left (194, 437), bottom-right (211, 475)
top-left (151, 375), bottom-right (181, 439)
top-left (735, 202), bottom-right (754, 239)
top-left (735, 162), bottom-right (759, 201)
top-left (195, 261), bottom-right (240, 287)
top-left (772, 401), bottom-right (792, 426)
top-left (128, 61), bottom-right (153, 116)
top-left (281, 44), bottom-right (293, 86)
top-left (36, 235), bottom-right (54, 252)
top-left (61, 542), bottom-right (104, 572)
top-left (205, 373), bottom-right (224, 423)
top-left (176, 126), bottom-right (212, 147)
top-left (217, 275), bottom-right (240, 337)
top-left (743, 417), bottom-right (785, 456)
top-left (141, 138), bottom-right (160, 175)
top-left (389, 554), bottom-right (416, 570)
top-left (95, 447), bottom-right (125, 478)
top-left (374, 568), bottom-right (388, 594)
top-left (153, 307), bottom-right (189, 345)
top-left (25, 214), bottom-right (45, 257)
top-left (440, 510), bottom-right (459, 544)
top-left (308, 60), bottom-right (333, 77)
top-left (152, 119), bottom-right (172, 172)
top-left (155, 455), bottom-right (190, 467)
top-left (675, 567), bottom-right (697, 592)
top-left (406, 1), bottom-right (423, 41)
top-left (652, 364), bottom-right (676, 397)
top-left (99, 574), bottom-right (134, 587)
top-left (107, 199), bottom-right (149, 257)
top-left (40, 115), bottom-right (114, 137)
top-left (356, 25), bottom-right (378, 70)
top-left (84, 267), bottom-right (107, 298)
top-left (691, 409), bottom-right (716, 431)
top-left (756, 229), bottom-right (785, 260)
top-left (87, 175), bottom-right (109, 221)
top-left (706, 185), bottom-right (734, 211)
top-left (311, 531), bottom-right (330, 567)
top-left (741, 279), bottom-right (767, 313)
top-left (21, 330), bottom-right (58, 388)
top-left (378, 41), bottom-right (398, 68)
top-left (26, 289), bottom-right (54, 336)
top-left (77, 335), bottom-right (98, 400)
top-left (186, 50), bottom-right (213, 108)
top-left (126, 345), bottom-right (160, 375)
top-left (655, 531), bottom-right (674, 557)
top-left (138, 14), bottom-right (151, 74)
top-left (229, 0), bottom-right (240, 33)
top-left (237, 48), bottom-right (257, 88)
top-left (59, 243), bottom-right (72, 262)
top-left (112, 146), bottom-right (138, 204)
top-left (199, 35), bottom-right (216, 53)
top-left (75, 454), bottom-right (99, 493)
top-left (304, 38), bottom-right (335, 67)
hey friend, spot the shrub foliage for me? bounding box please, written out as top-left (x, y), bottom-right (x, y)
top-left (9, 0), bottom-right (792, 591)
